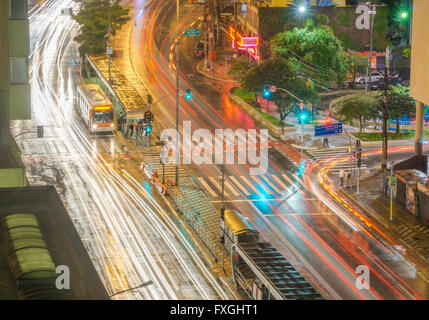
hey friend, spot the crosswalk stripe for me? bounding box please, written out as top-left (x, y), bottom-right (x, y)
top-left (272, 174), bottom-right (291, 193)
top-left (240, 175), bottom-right (259, 194)
top-left (208, 176), bottom-right (231, 197)
top-left (292, 173), bottom-right (305, 186)
top-left (259, 175), bottom-right (282, 194)
top-left (229, 175), bottom-right (251, 196)
top-left (21, 141), bottom-right (31, 155)
top-left (250, 175), bottom-right (273, 194)
top-left (223, 178), bottom-right (240, 196)
top-left (281, 174), bottom-right (302, 193)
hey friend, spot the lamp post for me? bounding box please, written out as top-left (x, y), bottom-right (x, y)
top-left (107, 0), bottom-right (112, 83)
top-left (175, 0), bottom-right (180, 186)
top-left (365, 2), bottom-right (376, 93)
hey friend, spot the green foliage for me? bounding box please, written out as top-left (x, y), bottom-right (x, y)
top-left (242, 57), bottom-right (293, 93)
top-left (381, 84), bottom-right (415, 132)
top-left (337, 94), bottom-right (380, 132)
top-left (271, 25), bottom-right (350, 85)
top-left (353, 132), bottom-right (424, 141)
top-left (73, 0), bottom-right (130, 57)
top-left (347, 50), bottom-right (368, 86)
top-left (228, 57), bottom-right (255, 83)
top-left (234, 87), bottom-right (255, 104)
top-left (261, 112), bottom-right (280, 126)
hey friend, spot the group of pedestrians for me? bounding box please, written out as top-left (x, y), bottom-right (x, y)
top-left (117, 112), bottom-right (146, 142)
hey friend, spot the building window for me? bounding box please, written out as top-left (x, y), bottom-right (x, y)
top-left (10, 0), bottom-right (27, 20)
top-left (10, 57), bottom-right (28, 84)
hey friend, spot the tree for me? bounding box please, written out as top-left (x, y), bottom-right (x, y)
top-left (73, 0), bottom-right (130, 57)
top-left (347, 50), bottom-right (368, 88)
top-left (228, 57), bottom-right (254, 83)
top-left (385, 84), bottom-right (415, 133)
top-left (242, 56), bottom-right (293, 93)
top-left (271, 24), bottom-right (350, 86)
top-left (337, 94), bottom-right (380, 133)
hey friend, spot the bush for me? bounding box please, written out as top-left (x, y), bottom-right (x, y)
top-left (234, 87), bottom-right (255, 104)
top-left (353, 132), bottom-right (420, 141)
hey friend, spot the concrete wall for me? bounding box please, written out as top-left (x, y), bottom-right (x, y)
top-left (410, 0), bottom-right (429, 106)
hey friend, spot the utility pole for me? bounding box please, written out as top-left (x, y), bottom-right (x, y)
top-left (365, 3), bottom-right (376, 93)
top-left (175, 0), bottom-right (180, 186)
top-left (381, 65), bottom-right (389, 171)
top-left (220, 164), bottom-right (225, 273)
top-left (107, 0), bottom-right (112, 83)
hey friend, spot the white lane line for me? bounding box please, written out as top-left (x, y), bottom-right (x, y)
top-left (197, 177), bottom-right (218, 197)
top-left (272, 174), bottom-right (291, 193)
top-left (229, 175), bottom-right (251, 196)
top-left (281, 174), bottom-right (304, 194)
top-left (223, 178), bottom-right (240, 197)
top-left (250, 175), bottom-right (273, 195)
top-left (240, 175), bottom-right (259, 194)
top-left (209, 176), bottom-right (231, 197)
top-left (260, 175), bottom-right (282, 194)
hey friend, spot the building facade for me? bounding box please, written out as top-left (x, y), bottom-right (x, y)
top-left (0, 0), bottom-right (31, 187)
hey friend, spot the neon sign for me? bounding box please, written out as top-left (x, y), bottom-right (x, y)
top-left (229, 26), bottom-right (260, 61)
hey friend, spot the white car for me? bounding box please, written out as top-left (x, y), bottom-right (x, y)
top-left (357, 72), bottom-right (383, 84)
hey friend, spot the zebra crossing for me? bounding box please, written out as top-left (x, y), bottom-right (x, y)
top-left (140, 151), bottom-right (307, 199)
top-left (304, 148), bottom-right (369, 174)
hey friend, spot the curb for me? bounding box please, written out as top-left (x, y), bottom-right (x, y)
top-left (196, 60), bottom-right (237, 83)
top-left (340, 185), bottom-right (429, 265)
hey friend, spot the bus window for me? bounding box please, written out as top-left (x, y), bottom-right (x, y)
top-left (93, 111), bottom-right (113, 123)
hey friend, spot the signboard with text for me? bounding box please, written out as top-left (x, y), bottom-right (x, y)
top-left (315, 123), bottom-right (343, 136)
top-left (185, 29), bottom-right (200, 36)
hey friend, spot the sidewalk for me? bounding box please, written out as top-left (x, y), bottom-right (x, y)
top-left (195, 47), bottom-right (237, 83)
top-left (333, 168), bottom-right (429, 266)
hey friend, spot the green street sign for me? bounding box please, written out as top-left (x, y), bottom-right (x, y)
top-left (184, 28), bottom-right (200, 36)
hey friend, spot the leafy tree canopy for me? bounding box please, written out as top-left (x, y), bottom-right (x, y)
top-left (73, 0), bottom-right (130, 57)
top-left (271, 24), bottom-right (350, 87)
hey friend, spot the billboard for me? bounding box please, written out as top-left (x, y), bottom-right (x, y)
top-left (410, 0), bottom-right (429, 106)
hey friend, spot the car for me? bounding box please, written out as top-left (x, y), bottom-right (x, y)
top-left (370, 76), bottom-right (402, 90)
top-left (357, 72), bottom-right (383, 84)
top-left (192, 41), bottom-right (204, 59)
top-left (197, 0), bottom-right (205, 4)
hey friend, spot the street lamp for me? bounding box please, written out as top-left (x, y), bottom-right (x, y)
top-left (365, 2), bottom-right (377, 93)
top-left (298, 5), bottom-right (306, 13)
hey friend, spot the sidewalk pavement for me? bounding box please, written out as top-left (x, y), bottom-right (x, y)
top-left (333, 168), bottom-right (429, 266)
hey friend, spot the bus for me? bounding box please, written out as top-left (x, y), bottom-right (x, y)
top-left (76, 84), bottom-right (115, 133)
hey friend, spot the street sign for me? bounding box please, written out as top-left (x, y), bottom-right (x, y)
top-left (269, 85), bottom-right (277, 93)
top-left (185, 28), bottom-right (200, 36)
top-left (315, 123), bottom-right (343, 137)
top-left (299, 102), bottom-right (304, 110)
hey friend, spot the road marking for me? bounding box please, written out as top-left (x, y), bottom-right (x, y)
top-left (222, 177), bottom-right (240, 196)
top-left (259, 175), bottom-right (282, 194)
top-left (292, 173), bottom-right (305, 186)
top-left (272, 174), bottom-right (291, 193)
top-left (250, 175), bottom-right (273, 194)
top-left (209, 176), bottom-right (230, 197)
top-left (229, 175), bottom-right (251, 196)
top-left (264, 212), bottom-right (333, 216)
top-left (281, 174), bottom-right (304, 194)
top-left (197, 177), bottom-right (218, 197)
top-left (240, 175), bottom-right (259, 194)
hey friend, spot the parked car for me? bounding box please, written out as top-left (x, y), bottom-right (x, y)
top-left (357, 72), bottom-right (383, 84)
top-left (192, 41), bottom-right (204, 59)
top-left (370, 76), bottom-right (402, 90)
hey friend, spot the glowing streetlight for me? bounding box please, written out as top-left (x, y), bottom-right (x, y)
top-left (401, 12), bottom-right (408, 18)
top-left (298, 6), bottom-right (306, 13)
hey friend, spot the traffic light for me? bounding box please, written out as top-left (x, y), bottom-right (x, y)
top-left (146, 125), bottom-right (152, 135)
top-left (37, 125), bottom-right (44, 138)
top-left (147, 94), bottom-right (153, 105)
top-left (300, 112), bottom-right (307, 121)
top-left (298, 161), bottom-right (305, 178)
top-left (185, 89), bottom-right (192, 100)
top-left (324, 117), bottom-right (330, 125)
top-left (144, 111), bottom-right (153, 123)
top-left (263, 85), bottom-right (270, 98)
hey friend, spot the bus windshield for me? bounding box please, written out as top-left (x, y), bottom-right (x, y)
top-left (93, 110), bottom-right (113, 123)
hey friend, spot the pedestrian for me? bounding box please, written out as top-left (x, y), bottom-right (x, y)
top-left (347, 171), bottom-right (351, 188)
top-left (339, 169), bottom-right (345, 187)
top-left (126, 119), bottom-right (134, 138)
top-left (323, 136), bottom-right (329, 148)
top-left (118, 112), bottom-right (124, 132)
